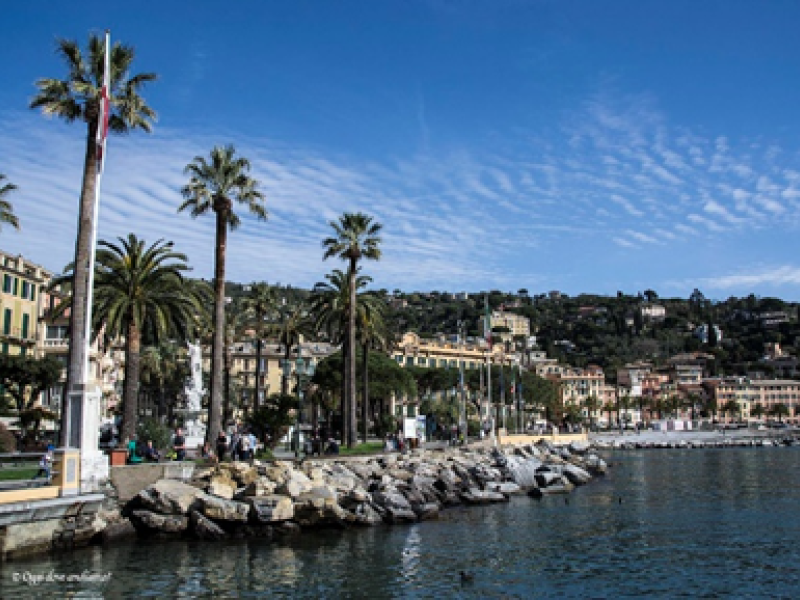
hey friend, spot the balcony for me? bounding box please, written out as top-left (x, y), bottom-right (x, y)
top-left (43, 338), bottom-right (69, 349)
top-left (1, 326), bottom-right (36, 344)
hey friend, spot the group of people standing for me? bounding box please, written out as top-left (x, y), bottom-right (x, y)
top-left (212, 429), bottom-right (257, 462)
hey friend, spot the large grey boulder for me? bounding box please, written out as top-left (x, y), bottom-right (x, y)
top-left (413, 502), bottom-right (440, 521)
top-left (569, 441), bottom-right (590, 454)
top-left (486, 482), bottom-right (522, 495)
top-left (132, 510), bottom-right (189, 533)
top-left (460, 489), bottom-right (508, 504)
top-left (208, 474), bottom-right (236, 500)
top-left (221, 462), bottom-right (260, 487)
top-left (386, 468), bottom-right (414, 482)
top-left (562, 464), bottom-right (592, 486)
top-left (190, 510), bottom-right (226, 540)
top-left (199, 496), bottom-right (250, 522)
top-left (585, 454), bottom-right (607, 475)
top-left (535, 471), bottom-right (561, 488)
top-left (504, 456), bottom-right (542, 488)
top-left (138, 480), bottom-right (209, 515)
top-left (247, 495), bottom-right (294, 523)
top-left (347, 502), bottom-right (383, 526)
top-left (372, 489), bottom-right (413, 513)
top-left (294, 487), bottom-right (348, 527)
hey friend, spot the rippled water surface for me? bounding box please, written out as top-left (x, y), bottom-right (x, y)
top-left (3, 448), bottom-right (800, 598)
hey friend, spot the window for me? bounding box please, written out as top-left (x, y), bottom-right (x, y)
top-left (21, 314), bottom-right (29, 339)
top-left (2, 275), bottom-right (10, 294)
top-left (21, 281), bottom-right (29, 299)
top-left (46, 325), bottom-right (68, 339)
top-left (12, 277), bottom-right (17, 296)
top-left (3, 309), bottom-right (10, 335)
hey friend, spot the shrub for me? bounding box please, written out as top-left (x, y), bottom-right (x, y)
top-left (137, 418), bottom-right (172, 452)
top-left (375, 414), bottom-right (398, 438)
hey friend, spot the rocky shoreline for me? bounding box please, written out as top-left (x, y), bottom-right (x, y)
top-left (593, 431), bottom-right (800, 450)
top-left (101, 441), bottom-right (608, 542)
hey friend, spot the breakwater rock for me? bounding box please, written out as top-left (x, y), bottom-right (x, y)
top-left (123, 442), bottom-right (607, 540)
top-left (594, 434), bottom-right (800, 451)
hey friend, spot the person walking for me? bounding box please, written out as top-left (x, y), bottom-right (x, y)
top-left (173, 427), bottom-right (186, 461)
top-left (32, 444), bottom-right (54, 481)
top-left (216, 430), bottom-right (228, 462)
top-left (230, 431), bottom-right (240, 462)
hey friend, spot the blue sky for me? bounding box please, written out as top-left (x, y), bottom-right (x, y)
top-left (3, 1), bottom-right (800, 299)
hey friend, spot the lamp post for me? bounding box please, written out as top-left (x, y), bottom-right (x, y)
top-left (293, 350), bottom-right (316, 458)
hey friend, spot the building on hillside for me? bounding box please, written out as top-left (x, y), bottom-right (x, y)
top-left (760, 343), bottom-right (799, 379)
top-left (546, 365), bottom-right (607, 414)
top-left (0, 250), bottom-right (50, 357)
top-left (759, 311), bottom-right (789, 328)
top-left (713, 377), bottom-right (800, 424)
top-left (617, 362), bottom-right (653, 394)
top-left (694, 324), bottom-right (723, 345)
top-left (483, 310), bottom-right (530, 344)
top-left (640, 303), bottom-right (666, 321)
top-left (392, 331), bottom-right (503, 371)
top-left (391, 331), bottom-right (507, 418)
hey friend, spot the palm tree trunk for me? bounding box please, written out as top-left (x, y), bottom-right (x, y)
top-left (347, 260), bottom-right (357, 447)
top-left (340, 337), bottom-right (349, 446)
top-left (121, 321), bottom-right (141, 443)
top-left (61, 120), bottom-right (99, 448)
top-left (254, 338), bottom-right (263, 409)
top-left (282, 343), bottom-right (291, 397)
top-left (223, 344), bottom-right (231, 427)
top-left (362, 342), bottom-right (369, 444)
top-left (208, 206), bottom-right (228, 445)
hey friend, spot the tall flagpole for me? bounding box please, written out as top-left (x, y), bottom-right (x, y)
top-left (83, 29), bottom-right (110, 386)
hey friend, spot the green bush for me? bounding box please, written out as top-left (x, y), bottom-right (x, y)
top-left (137, 418), bottom-right (172, 452)
top-left (375, 414), bottom-right (398, 437)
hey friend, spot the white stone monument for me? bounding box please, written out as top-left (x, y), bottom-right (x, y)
top-left (176, 341), bottom-right (207, 450)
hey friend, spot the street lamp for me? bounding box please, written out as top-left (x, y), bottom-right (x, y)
top-left (293, 350), bottom-right (316, 458)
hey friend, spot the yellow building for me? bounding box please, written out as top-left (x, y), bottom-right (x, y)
top-left (486, 310), bottom-right (530, 344)
top-left (0, 250), bottom-right (50, 357)
top-left (391, 332), bottom-right (503, 371)
top-left (204, 340), bottom-right (337, 411)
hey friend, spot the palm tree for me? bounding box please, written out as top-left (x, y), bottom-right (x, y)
top-left (770, 403), bottom-right (789, 423)
top-left (721, 399), bottom-right (740, 423)
top-left (240, 283), bottom-right (277, 410)
top-left (53, 235), bottom-right (207, 442)
top-left (140, 341), bottom-right (187, 423)
top-left (179, 145), bottom-right (267, 443)
top-left (309, 267), bottom-right (373, 444)
top-left (356, 292), bottom-right (387, 443)
top-left (322, 213), bottom-right (382, 447)
top-left (582, 394), bottom-right (601, 430)
top-left (0, 174), bottom-right (20, 232)
top-left (750, 402), bottom-right (765, 422)
top-left (272, 303), bottom-right (313, 397)
top-left (31, 35), bottom-right (156, 446)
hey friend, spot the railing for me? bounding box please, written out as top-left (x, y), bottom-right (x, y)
top-left (43, 338), bottom-right (69, 348)
top-left (0, 452), bottom-right (55, 491)
top-left (1, 327), bottom-right (36, 342)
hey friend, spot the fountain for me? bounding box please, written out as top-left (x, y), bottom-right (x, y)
top-left (175, 340), bottom-right (207, 451)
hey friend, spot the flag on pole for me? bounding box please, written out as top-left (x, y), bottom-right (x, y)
top-left (96, 30), bottom-right (111, 173)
